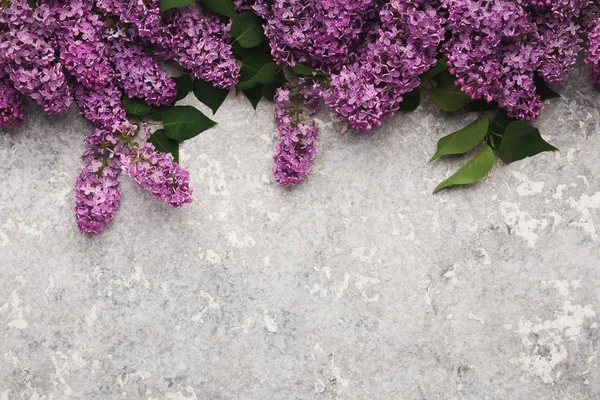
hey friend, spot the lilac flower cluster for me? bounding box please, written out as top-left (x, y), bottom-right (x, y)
top-left (324, 0), bottom-right (445, 130)
top-left (443, 0), bottom-right (592, 121)
top-left (0, 0), bottom-right (239, 233)
top-left (272, 81), bottom-right (322, 185)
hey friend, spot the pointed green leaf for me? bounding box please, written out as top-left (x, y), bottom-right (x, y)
top-left (200, 0), bottom-right (236, 18)
top-left (293, 64), bottom-right (317, 76)
top-left (534, 75), bottom-right (560, 101)
top-left (429, 71), bottom-right (473, 112)
top-left (430, 114), bottom-right (488, 161)
top-left (398, 88), bottom-right (421, 112)
top-left (433, 145), bottom-right (495, 193)
top-left (148, 106), bottom-right (168, 121)
top-left (192, 79), bottom-right (229, 114)
top-left (163, 106), bottom-right (217, 141)
top-left (242, 85), bottom-right (263, 109)
top-left (262, 83), bottom-right (278, 101)
top-left (148, 129), bottom-right (180, 163)
top-left (122, 96), bottom-right (152, 117)
top-left (498, 121), bottom-right (558, 163)
top-left (487, 109), bottom-right (514, 149)
top-left (251, 62), bottom-right (279, 84)
top-left (160, 0), bottom-right (194, 14)
top-left (231, 12), bottom-right (265, 49)
top-left (173, 75), bottom-right (192, 101)
top-left (420, 58), bottom-right (448, 80)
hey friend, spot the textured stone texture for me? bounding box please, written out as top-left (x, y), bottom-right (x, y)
top-left (1, 68), bottom-right (599, 400)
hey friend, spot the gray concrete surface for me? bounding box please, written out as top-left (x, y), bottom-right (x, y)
top-left (1, 67), bottom-right (599, 399)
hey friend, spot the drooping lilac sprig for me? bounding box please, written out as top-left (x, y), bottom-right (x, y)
top-left (272, 81), bottom-right (321, 186)
top-left (0, 76), bottom-right (24, 129)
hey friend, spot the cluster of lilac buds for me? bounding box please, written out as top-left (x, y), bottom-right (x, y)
top-left (0, 0), bottom-right (239, 233)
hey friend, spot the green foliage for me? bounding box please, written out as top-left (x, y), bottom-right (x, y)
top-left (27, 0), bottom-right (37, 9)
top-left (122, 96), bottom-right (152, 117)
top-left (498, 121), bottom-right (558, 163)
top-left (430, 114), bottom-right (488, 161)
top-left (398, 88), bottom-right (421, 112)
top-left (193, 79), bottom-right (229, 114)
top-left (159, 0), bottom-right (194, 14)
top-left (420, 58), bottom-right (448, 80)
top-left (200, 0), bottom-right (236, 18)
top-left (534, 75), bottom-right (560, 101)
top-left (242, 85), bottom-right (263, 110)
top-left (231, 12), bottom-right (265, 48)
top-left (163, 106), bottom-right (217, 141)
top-left (433, 145), bottom-right (495, 193)
top-left (428, 71), bottom-right (473, 112)
top-left (173, 75), bottom-right (193, 101)
top-left (148, 129), bottom-right (179, 162)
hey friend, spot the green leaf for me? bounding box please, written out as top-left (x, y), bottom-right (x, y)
top-left (163, 106), bottom-right (217, 141)
top-left (433, 145), bottom-right (495, 193)
top-left (420, 58), bottom-right (448, 80)
top-left (498, 121), bottom-right (558, 163)
top-left (27, 0), bottom-right (38, 9)
top-left (293, 64), bottom-right (317, 76)
top-left (236, 52), bottom-right (274, 89)
top-left (242, 85), bottom-right (263, 109)
top-left (251, 62), bottom-right (279, 84)
top-left (148, 107), bottom-right (168, 121)
top-left (192, 79), bottom-right (229, 114)
top-left (398, 88), bottom-right (421, 112)
top-left (122, 96), bottom-right (152, 117)
top-left (430, 114), bottom-right (489, 161)
top-left (200, 0), bottom-right (236, 18)
top-left (159, 0), bottom-right (194, 13)
top-left (173, 75), bottom-right (192, 101)
top-left (487, 109), bottom-right (513, 149)
top-left (148, 129), bottom-right (180, 163)
top-left (231, 12), bottom-right (265, 48)
top-left (429, 71), bottom-right (473, 112)
top-left (262, 83), bottom-right (278, 101)
top-left (534, 75), bottom-right (560, 101)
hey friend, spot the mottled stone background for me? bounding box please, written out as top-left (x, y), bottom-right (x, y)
top-left (1, 68), bottom-right (599, 400)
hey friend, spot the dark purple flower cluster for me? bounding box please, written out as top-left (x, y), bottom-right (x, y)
top-left (444, 0), bottom-right (591, 121)
top-left (272, 80), bottom-right (321, 185)
top-left (0, 0), bottom-right (237, 233)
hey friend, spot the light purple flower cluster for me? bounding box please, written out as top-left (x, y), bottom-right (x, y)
top-left (585, 18), bottom-right (600, 84)
top-left (240, 0), bottom-right (378, 74)
top-left (0, 0), bottom-right (238, 233)
top-left (120, 143), bottom-right (193, 207)
top-left (444, 0), bottom-right (591, 121)
top-left (273, 81), bottom-right (321, 185)
top-left (324, 0), bottom-right (445, 130)
top-left (0, 76), bottom-right (23, 129)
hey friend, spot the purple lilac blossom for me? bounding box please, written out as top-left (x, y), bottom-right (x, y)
top-left (323, 0), bottom-right (445, 130)
top-left (585, 18), bottom-right (600, 84)
top-left (120, 143), bottom-right (193, 207)
top-left (106, 32), bottom-right (177, 107)
top-left (0, 76), bottom-right (24, 129)
top-left (74, 157), bottom-right (121, 234)
top-left (272, 81), bottom-right (321, 185)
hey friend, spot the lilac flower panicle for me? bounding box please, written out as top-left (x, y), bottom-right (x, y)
top-left (0, 77), bottom-right (24, 129)
top-left (273, 82), bottom-right (321, 186)
top-left (74, 157), bottom-right (121, 234)
top-left (120, 143), bottom-right (193, 207)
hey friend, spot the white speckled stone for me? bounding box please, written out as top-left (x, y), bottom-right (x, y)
top-left (1, 68), bottom-right (599, 399)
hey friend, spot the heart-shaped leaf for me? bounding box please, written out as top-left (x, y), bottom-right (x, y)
top-left (122, 96), bottom-right (152, 117)
top-left (430, 114), bottom-right (488, 161)
top-left (398, 88), bottom-right (421, 112)
top-left (251, 62), bottom-right (279, 84)
top-left (433, 145), bottom-right (495, 193)
top-left (242, 85), bottom-right (263, 109)
top-left (160, 0), bottom-right (194, 14)
top-left (429, 71), bottom-right (473, 112)
top-left (193, 79), bottom-right (230, 114)
top-left (498, 121), bottom-right (558, 163)
top-left (173, 75), bottom-right (192, 101)
top-left (200, 0), bottom-right (236, 18)
top-left (231, 12), bottom-right (265, 49)
top-left (163, 106), bottom-right (217, 141)
top-left (148, 129), bottom-right (179, 163)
